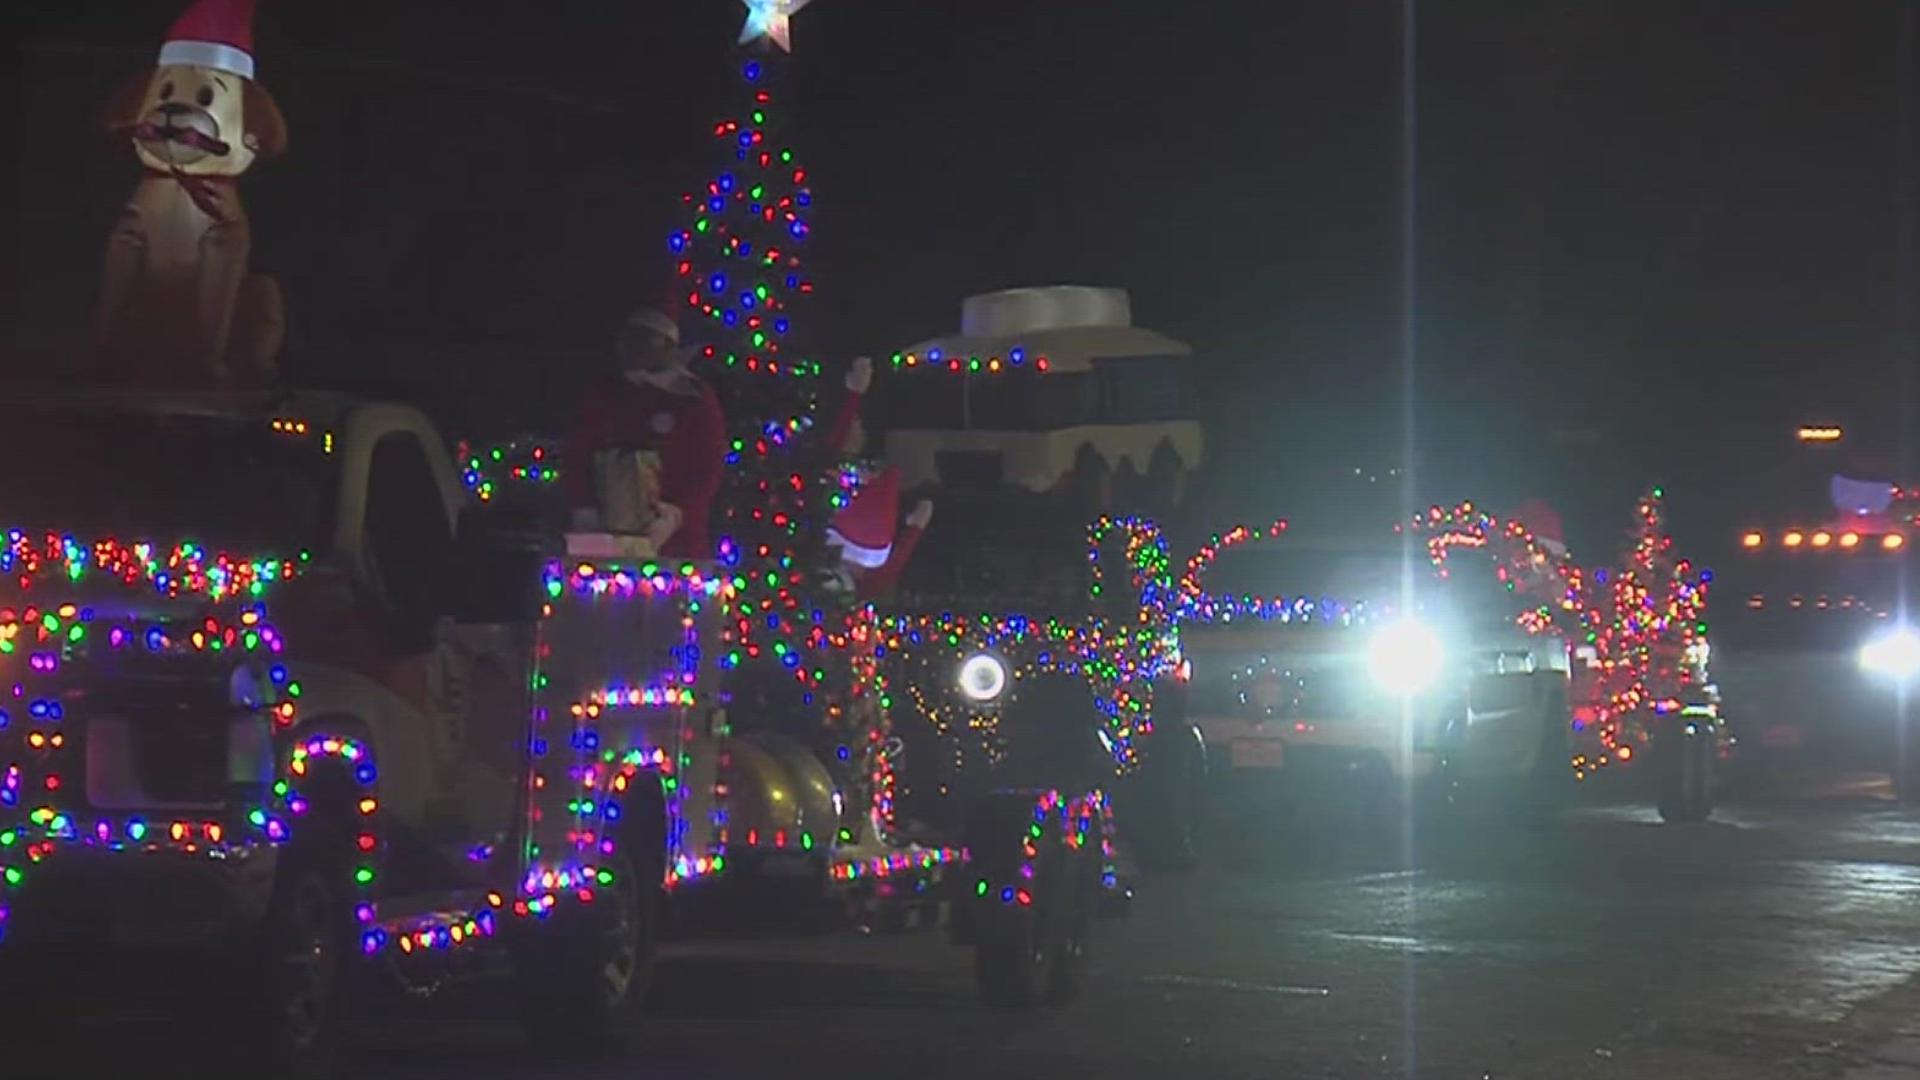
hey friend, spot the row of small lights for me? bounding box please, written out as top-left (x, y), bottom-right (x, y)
top-left (1741, 529), bottom-right (1905, 551)
top-left (1744, 595), bottom-right (1889, 612)
top-left (889, 347), bottom-right (1052, 374)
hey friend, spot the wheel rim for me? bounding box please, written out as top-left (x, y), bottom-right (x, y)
top-left (277, 877), bottom-right (338, 1049)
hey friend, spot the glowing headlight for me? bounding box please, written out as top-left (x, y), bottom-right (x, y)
top-left (1860, 627), bottom-right (1920, 681)
top-left (1366, 619), bottom-right (1445, 696)
top-left (958, 653), bottom-right (1008, 702)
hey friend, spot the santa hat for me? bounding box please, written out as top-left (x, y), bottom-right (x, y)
top-left (826, 468), bottom-right (901, 569)
top-left (1512, 499), bottom-right (1568, 557)
top-left (159, 0), bottom-right (259, 81)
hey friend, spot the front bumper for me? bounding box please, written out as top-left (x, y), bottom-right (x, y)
top-left (1, 843), bottom-right (276, 951)
top-left (1197, 708), bottom-right (1449, 783)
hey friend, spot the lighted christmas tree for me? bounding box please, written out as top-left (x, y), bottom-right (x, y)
top-left (668, 14), bottom-right (843, 685)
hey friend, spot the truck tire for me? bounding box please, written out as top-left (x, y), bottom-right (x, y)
top-left (974, 895), bottom-right (1054, 1008)
top-left (1656, 721), bottom-right (1715, 824)
top-left (968, 794), bottom-right (1099, 1009)
top-left (240, 760), bottom-right (363, 1080)
top-left (1897, 717), bottom-right (1920, 804)
top-left (1524, 686), bottom-right (1573, 823)
top-left (245, 856), bottom-right (354, 1079)
top-left (515, 845), bottom-right (659, 1056)
top-left (973, 845), bottom-right (1093, 1008)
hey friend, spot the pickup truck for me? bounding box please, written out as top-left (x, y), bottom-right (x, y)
top-left (1182, 527), bottom-right (1575, 825)
top-left (0, 387), bottom-right (832, 1074)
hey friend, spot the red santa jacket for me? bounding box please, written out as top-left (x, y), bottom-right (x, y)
top-left (563, 370), bottom-right (726, 559)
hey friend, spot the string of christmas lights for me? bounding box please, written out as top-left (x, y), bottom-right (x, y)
top-left (455, 438), bottom-right (560, 504)
top-left (887, 346), bottom-right (1053, 375)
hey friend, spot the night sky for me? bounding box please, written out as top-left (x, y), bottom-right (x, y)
top-left (11, 1), bottom-right (1920, 544)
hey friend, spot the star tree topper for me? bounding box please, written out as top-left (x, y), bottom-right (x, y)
top-left (739, 0), bottom-right (812, 52)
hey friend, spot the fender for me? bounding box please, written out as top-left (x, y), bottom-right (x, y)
top-left (272, 715), bottom-right (386, 948)
top-left (276, 662), bottom-right (434, 830)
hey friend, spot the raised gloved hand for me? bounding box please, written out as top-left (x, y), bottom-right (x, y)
top-left (906, 499), bottom-right (934, 530)
top-left (646, 502), bottom-right (685, 550)
top-left (846, 355), bottom-right (873, 395)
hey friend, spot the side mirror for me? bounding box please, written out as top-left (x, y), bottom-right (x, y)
top-left (442, 505), bottom-right (547, 624)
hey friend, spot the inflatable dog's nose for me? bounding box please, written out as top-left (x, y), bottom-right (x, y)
top-left (158, 101), bottom-right (190, 116)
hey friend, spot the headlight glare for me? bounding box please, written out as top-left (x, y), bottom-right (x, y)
top-left (1366, 619), bottom-right (1445, 696)
top-left (1860, 627), bottom-right (1920, 681)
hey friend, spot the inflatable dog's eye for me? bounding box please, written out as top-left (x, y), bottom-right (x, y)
top-left (159, 81), bottom-right (175, 100)
top-left (196, 86), bottom-right (214, 107)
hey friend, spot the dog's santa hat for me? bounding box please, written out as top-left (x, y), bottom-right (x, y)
top-left (827, 468), bottom-right (902, 569)
top-left (158, 0), bottom-right (259, 82)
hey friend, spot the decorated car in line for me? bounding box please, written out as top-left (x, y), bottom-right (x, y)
top-left (1716, 472), bottom-right (1917, 796)
top-left (1417, 493), bottom-right (1724, 822)
top-left (1178, 519), bottom-right (1575, 822)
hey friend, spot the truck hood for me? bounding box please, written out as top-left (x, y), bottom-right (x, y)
top-left (0, 574), bottom-right (282, 682)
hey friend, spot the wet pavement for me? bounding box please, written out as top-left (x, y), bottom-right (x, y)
top-left (20, 769), bottom-right (1920, 1078)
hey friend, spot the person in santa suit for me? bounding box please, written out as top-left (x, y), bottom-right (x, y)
top-left (822, 355), bottom-right (932, 601)
top-left (1511, 499), bottom-right (1570, 560)
top-left (562, 306), bottom-right (726, 558)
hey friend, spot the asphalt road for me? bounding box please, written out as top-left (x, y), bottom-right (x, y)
top-left (22, 769), bottom-right (1920, 1079)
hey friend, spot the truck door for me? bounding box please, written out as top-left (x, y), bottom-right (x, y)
top-left (1444, 560), bottom-right (1553, 780)
top-left (360, 430), bottom-right (527, 882)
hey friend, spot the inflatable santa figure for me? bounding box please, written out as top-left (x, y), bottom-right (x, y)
top-left (562, 306), bottom-right (726, 558)
top-left (822, 356), bottom-right (932, 600)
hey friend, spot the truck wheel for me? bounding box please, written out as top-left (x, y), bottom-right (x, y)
top-left (1045, 848), bottom-right (1097, 1004)
top-left (1656, 721), bottom-right (1715, 824)
top-left (1524, 689), bottom-right (1573, 823)
top-left (246, 860), bottom-right (352, 1079)
top-left (1896, 719), bottom-right (1920, 804)
top-left (515, 846), bottom-right (658, 1056)
top-left (974, 897), bottom-right (1052, 1008)
top-left (973, 844), bottom-right (1093, 1008)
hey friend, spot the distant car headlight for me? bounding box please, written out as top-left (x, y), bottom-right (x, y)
top-left (958, 653), bottom-right (1009, 703)
top-left (1366, 619), bottom-right (1445, 696)
top-left (1860, 627), bottom-right (1920, 681)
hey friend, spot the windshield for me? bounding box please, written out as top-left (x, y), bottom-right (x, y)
top-left (0, 406), bottom-right (336, 552)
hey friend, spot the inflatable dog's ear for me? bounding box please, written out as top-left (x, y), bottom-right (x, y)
top-left (242, 81), bottom-right (287, 159)
top-left (97, 70), bottom-right (151, 137)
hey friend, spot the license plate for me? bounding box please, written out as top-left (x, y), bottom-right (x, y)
top-left (1231, 739), bottom-right (1286, 769)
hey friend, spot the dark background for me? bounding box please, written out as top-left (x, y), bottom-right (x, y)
top-left (9, 0), bottom-right (1919, 554)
